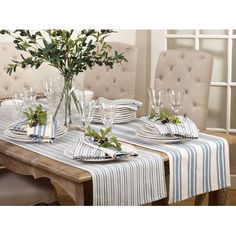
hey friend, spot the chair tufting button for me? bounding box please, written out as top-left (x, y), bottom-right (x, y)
top-left (113, 78), bottom-right (116, 83)
top-left (159, 75), bottom-right (163, 80)
top-left (188, 67), bottom-right (192, 72)
top-left (185, 89), bottom-right (188, 94)
top-left (169, 65), bottom-right (173, 71)
top-left (183, 113), bottom-right (187, 117)
top-left (120, 88), bottom-right (125, 93)
top-left (96, 76), bottom-right (100, 81)
top-left (181, 54), bottom-right (185, 59)
top-left (4, 86), bottom-right (9, 91)
top-left (105, 87), bottom-right (109, 92)
top-left (193, 102), bottom-right (197, 106)
top-left (177, 78), bottom-right (181, 82)
top-left (195, 78), bottom-right (200, 83)
top-left (13, 76), bottom-right (18, 80)
top-left (122, 68), bottom-right (126, 72)
top-left (200, 55), bottom-right (205, 59)
top-left (167, 88), bottom-right (170, 92)
top-left (106, 67), bottom-right (110, 72)
top-left (163, 53), bottom-right (166, 57)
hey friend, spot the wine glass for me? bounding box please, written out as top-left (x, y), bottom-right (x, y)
top-left (80, 100), bottom-right (97, 132)
top-left (148, 88), bottom-right (164, 116)
top-left (168, 88), bottom-right (184, 116)
top-left (99, 103), bottom-right (116, 129)
top-left (12, 92), bottom-right (26, 120)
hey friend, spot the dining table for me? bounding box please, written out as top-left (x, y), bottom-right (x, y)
top-left (0, 106), bottom-right (236, 205)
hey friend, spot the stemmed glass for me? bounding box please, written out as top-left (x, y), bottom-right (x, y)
top-left (99, 103), bottom-right (116, 130)
top-left (168, 88), bottom-right (184, 116)
top-left (12, 92), bottom-right (25, 120)
top-left (148, 88), bottom-right (164, 116)
top-left (80, 100), bottom-right (97, 132)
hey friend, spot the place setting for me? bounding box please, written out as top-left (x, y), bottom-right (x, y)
top-left (64, 97), bottom-right (139, 162)
top-left (135, 88), bottom-right (199, 144)
top-left (3, 85), bottom-right (68, 143)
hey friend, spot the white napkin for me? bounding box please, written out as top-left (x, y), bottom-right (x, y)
top-left (98, 97), bottom-right (142, 110)
top-left (26, 115), bottom-right (56, 142)
top-left (142, 116), bottom-right (199, 139)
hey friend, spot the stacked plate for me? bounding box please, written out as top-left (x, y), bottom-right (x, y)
top-left (4, 121), bottom-right (67, 143)
top-left (136, 124), bottom-right (186, 143)
top-left (93, 97), bottom-right (142, 124)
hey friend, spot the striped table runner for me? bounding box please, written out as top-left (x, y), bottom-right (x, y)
top-left (104, 119), bottom-right (231, 204)
top-left (0, 108), bottom-right (167, 205)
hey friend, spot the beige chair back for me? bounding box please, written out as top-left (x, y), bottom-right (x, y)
top-left (84, 42), bottom-right (138, 99)
top-left (154, 48), bottom-right (213, 130)
top-left (0, 42), bottom-right (59, 100)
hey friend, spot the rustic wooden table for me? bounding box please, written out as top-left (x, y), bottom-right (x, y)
top-left (0, 131), bottom-right (235, 205)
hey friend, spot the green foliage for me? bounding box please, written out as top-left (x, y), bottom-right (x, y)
top-left (1, 29), bottom-right (127, 79)
top-left (85, 126), bottom-right (122, 151)
top-left (23, 104), bottom-right (47, 127)
top-left (149, 108), bottom-right (181, 124)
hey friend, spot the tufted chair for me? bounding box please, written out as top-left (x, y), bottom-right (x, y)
top-left (154, 48), bottom-right (213, 131)
top-left (0, 42), bottom-right (57, 205)
top-left (0, 42), bottom-right (59, 100)
top-left (84, 42), bottom-right (138, 99)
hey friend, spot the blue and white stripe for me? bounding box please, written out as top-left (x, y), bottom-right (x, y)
top-left (103, 119), bottom-right (230, 203)
top-left (142, 116), bottom-right (199, 139)
top-left (0, 107), bottom-right (167, 206)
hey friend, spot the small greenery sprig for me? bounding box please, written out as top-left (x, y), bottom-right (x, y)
top-left (85, 126), bottom-right (122, 151)
top-left (23, 104), bottom-right (47, 127)
top-left (149, 108), bottom-right (181, 124)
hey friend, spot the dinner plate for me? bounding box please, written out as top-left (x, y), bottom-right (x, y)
top-left (4, 125), bottom-right (68, 143)
top-left (64, 141), bottom-right (137, 163)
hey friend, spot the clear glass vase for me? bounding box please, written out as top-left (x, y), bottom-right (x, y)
top-left (53, 76), bottom-right (84, 128)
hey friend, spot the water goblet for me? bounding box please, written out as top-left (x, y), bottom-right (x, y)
top-left (99, 103), bottom-right (116, 130)
top-left (80, 100), bottom-right (97, 132)
top-left (148, 88), bottom-right (164, 116)
top-left (168, 88), bottom-right (184, 116)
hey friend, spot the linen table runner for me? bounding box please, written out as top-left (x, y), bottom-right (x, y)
top-left (0, 108), bottom-right (167, 205)
top-left (106, 119), bottom-right (231, 204)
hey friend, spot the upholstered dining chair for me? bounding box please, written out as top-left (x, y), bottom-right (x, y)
top-left (153, 48), bottom-right (213, 206)
top-left (84, 42), bottom-right (138, 99)
top-left (0, 42), bottom-right (57, 205)
top-left (154, 48), bottom-right (213, 131)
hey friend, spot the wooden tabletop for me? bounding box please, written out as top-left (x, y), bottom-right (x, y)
top-left (0, 131), bottom-right (236, 185)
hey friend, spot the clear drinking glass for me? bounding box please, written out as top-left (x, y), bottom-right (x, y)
top-left (80, 100), bottom-right (97, 132)
top-left (168, 88), bottom-right (184, 116)
top-left (99, 103), bottom-right (116, 129)
top-left (12, 92), bottom-right (26, 120)
top-left (148, 88), bottom-right (164, 116)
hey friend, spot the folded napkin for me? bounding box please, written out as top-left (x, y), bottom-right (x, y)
top-left (26, 115), bottom-right (56, 143)
top-left (142, 116), bottom-right (199, 139)
top-left (73, 138), bottom-right (138, 161)
top-left (98, 97), bottom-right (142, 110)
top-left (10, 119), bottom-right (28, 133)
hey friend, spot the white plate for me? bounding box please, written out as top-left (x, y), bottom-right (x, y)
top-left (64, 142), bottom-right (137, 163)
top-left (135, 131), bottom-right (186, 143)
top-left (4, 126), bottom-right (68, 143)
top-left (135, 128), bottom-right (179, 140)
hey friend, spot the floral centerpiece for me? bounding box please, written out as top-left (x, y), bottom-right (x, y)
top-left (0, 29), bottom-right (127, 126)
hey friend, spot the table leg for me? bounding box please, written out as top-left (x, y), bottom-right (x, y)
top-left (75, 183), bottom-right (84, 205)
top-left (208, 189), bottom-right (228, 205)
top-left (194, 193), bottom-right (207, 205)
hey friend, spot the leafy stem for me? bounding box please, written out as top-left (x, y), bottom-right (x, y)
top-left (85, 126), bottom-right (122, 151)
